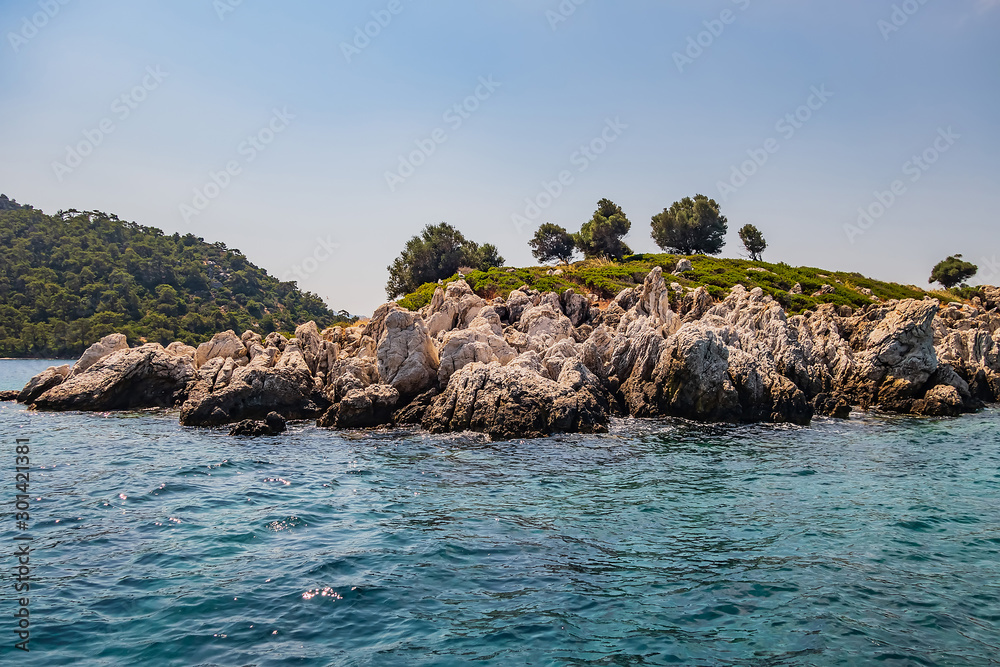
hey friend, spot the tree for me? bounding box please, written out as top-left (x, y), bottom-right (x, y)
top-left (929, 254), bottom-right (978, 289)
top-left (575, 199), bottom-right (632, 261)
top-left (739, 224), bottom-right (767, 262)
top-left (529, 223), bottom-right (576, 265)
top-left (385, 223), bottom-right (505, 298)
top-left (651, 194), bottom-right (728, 255)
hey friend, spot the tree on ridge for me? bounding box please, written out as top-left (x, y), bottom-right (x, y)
top-left (651, 194), bottom-right (728, 256)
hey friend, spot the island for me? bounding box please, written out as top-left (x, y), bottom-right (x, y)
top-left (10, 265), bottom-right (1000, 439)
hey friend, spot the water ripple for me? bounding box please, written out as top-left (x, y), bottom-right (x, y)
top-left (0, 393), bottom-right (998, 665)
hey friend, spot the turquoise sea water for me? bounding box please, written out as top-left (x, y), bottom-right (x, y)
top-left (1, 360), bottom-right (999, 665)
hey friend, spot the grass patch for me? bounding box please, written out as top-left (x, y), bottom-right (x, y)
top-left (398, 254), bottom-right (958, 314)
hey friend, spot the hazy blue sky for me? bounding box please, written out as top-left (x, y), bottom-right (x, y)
top-left (2, 0), bottom-right (999, 314)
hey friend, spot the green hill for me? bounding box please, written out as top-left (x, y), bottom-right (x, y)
top-left (398, 254), bottom-right (957, 313)
top-left (0, 195), bottom-right (354, 358)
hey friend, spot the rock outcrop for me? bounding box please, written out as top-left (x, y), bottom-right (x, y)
top-left (31, 345), bottom-right (195, 411)
top-left (980, 286), bottom-right (1000, 311)
top-left (229, 412), bottom-right (288, 437)
top-left (194, 330), bottom-right (246, 369)
top-left (166, 342), bottom-right (197, 359)
top-left (933, 302), bottom-right (1000, 402)
top-left (422, 361), bottom-right (610, 439)
top-left (376, 308), bottom-right (439, 399)
top-left (436, 308), bottom-right (516, 385)
top-left (392, 388), bottom-right (440, 425)
top-left (179, 361), bottom-right (324, 427)
top-left (19, 270), bottom-right (1000, 439)
top-left (843, 300), bottom-right (940, 409)
top-left (71, 334), bottom-right (129, 377)
top-left (318, 384), bottom-right (399, 429)
top-left (18, 364), bottom-right (71, 405)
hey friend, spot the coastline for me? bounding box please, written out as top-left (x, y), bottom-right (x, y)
top-left (10, 269), bottom-right (1000, 439)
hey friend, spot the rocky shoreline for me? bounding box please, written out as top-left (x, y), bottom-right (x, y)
top-left (8, 269), bottom-right (1000, 439)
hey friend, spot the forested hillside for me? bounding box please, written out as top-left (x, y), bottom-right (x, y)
top-left (0, 196), bottom-right (352, 357)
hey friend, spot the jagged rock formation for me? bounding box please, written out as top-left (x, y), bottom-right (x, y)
top-left (179, 338), bottom-right (326, 427)
top-left (318, 384), bottom-right (399, 429)
top-left (375, 308), bottom-right (440, 398)
top-left (17, 270), bottom-right (1000, 439)
top-left (421, 358), bottom-right (611, 439)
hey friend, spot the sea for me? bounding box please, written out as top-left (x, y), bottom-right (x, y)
top-left (1, 359), bottom-right (999, 666)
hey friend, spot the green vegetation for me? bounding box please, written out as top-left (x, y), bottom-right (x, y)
top-left (574, 199), bottom-right (632, 261)
top-left (0, 201), bottom-right (353, 358)
top-left (529, 223), bottom-right (577, 265)
top-left (650, 194), bottom-right (728, 255)
top-left (950, 285), bottom-right (985, 301)
top-left (739, 224), bottom-right (767, 262)
top-left (386, 222), bottom-right (504, 298)
top-left (929, 254), bottom-right (978, 289)
top-left (398, 253), bottom-right (955, 313)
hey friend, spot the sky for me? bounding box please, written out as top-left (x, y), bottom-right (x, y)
top-left (1, 0), bottom-right (999, 316)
